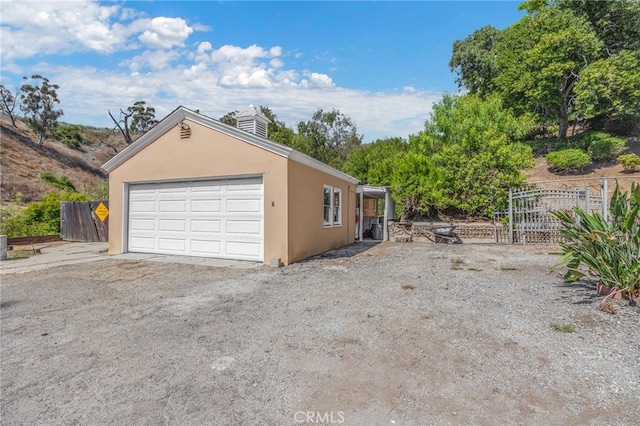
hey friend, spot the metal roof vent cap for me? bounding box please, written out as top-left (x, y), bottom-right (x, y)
top-left (235, 104), bottom-right (270, 138)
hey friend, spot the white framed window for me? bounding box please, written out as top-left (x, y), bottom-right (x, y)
top-left (323, 185), bottom-right (342, 227)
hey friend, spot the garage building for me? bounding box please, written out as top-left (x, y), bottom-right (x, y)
top-left (102, 106), bottom-right (359, 266)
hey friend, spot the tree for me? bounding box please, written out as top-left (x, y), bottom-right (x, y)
top-left (343, 137), bottom-right (408, 186)
top-left (109, 100), bottom-right (157, 144)
top-left (494, 8), bottom-right (603, 139)
top-left (559, 0), bottom-right (640, 55)
top-left (297, 109), bottom-right (362, 169)
top-left (396, 94), bottom-right (534, 218)
top-left (449, 26), bottom-right (502, 96)
top-left (19, 75), bottom-right (64, 145)
top-left (0, 84), bottom-right (19, 127)
top-left (574, 49), bottom-right (640, 122)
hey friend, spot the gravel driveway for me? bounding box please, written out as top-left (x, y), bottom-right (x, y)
top-left (1, 242), bottom-right (638, 425)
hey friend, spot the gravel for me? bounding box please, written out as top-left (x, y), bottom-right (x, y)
top-left (1, 241), bottom-right (639, 425)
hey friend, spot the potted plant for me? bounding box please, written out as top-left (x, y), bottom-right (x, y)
top-left (552, 182), bottom-right (639, 303)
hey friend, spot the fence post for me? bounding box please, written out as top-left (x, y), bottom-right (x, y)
top-left (585, 187), bottom-right (590, 213)
top-left (508, 189), bottom-right (513, 244)
top-left (601, 178), bottom-right (608, 221)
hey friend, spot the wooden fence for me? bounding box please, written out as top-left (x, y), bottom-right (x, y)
top-left (60, 201), bottom-right (109, 242)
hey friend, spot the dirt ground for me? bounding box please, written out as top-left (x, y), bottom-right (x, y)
top-left (1, 242), bottom-right (639, 425)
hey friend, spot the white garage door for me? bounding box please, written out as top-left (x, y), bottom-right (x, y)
top-left (128, 177), bottom-right (264, 261)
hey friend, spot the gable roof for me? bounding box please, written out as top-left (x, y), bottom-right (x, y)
top-left (101, 106), bottom-right (359, 184)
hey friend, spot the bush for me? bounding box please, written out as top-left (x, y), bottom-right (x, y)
top-left (52, 124), bottom-right (84, 149)
top-left (552, 183), bottom-right (639, 297)
top-left (618, 153), bottom-right (640, 173)
top-left (583, 132), bottom-right (626, 161)
top-left (546, 149), bottom-right (591, 173)
top-left (0, 191), bottom-right (89, 237)
top-left (40, 172), bottom-right (76, 191)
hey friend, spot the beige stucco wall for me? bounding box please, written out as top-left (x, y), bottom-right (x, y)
top-left (286, 160), bottom-right (356, 263)
top-left (107, 118), bottom-right (357, 265)
top-left (107, 120), bottom-right (290, 264)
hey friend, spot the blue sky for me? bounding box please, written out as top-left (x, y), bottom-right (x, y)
top-left (0, 1), bottom-right (525, 142)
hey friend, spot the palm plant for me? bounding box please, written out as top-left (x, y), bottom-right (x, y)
top-left (552, 182), bottom-right (639, 298)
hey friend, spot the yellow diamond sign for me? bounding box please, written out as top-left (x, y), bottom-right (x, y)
top-left (95, 202), bottom-right (109, 222)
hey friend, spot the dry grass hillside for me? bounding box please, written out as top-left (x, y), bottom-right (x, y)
top-left (0, 115), bottom-right (127, 205)
top-left (0, 112), bottom-right (638, 217)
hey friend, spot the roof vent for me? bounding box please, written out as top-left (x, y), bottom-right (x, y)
top-left (235, 105), bottom-right (270, 138)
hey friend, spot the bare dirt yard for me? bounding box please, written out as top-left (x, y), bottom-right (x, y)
top-left (1, 242), bottom-right (638, 425)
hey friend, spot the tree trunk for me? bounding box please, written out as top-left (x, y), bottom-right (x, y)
top-left (558, 102), bottom-right (569, 139)
top-left (37, 131), bottom-right (45, 146)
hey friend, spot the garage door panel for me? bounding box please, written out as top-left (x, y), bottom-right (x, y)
top-left (130, 218), bottom-right (155, 231)
top-left (190, 239), bottom-right (221, 254)
top-left (159, 183), bottom-right (188, 193)
top-left (128, 178), bottom-right (263, 261)
top-left (227, 198), bottom-right (261, 213)
top-left (158, 238), bottom-right (186, 251)
top-left (191, 199), bottom-right (221, 212)
top-left (226, 241), bottom-right (261, 257)
top-left (158, 219), bottom-right (186, 232)
top-left (131, 200), bottom-right (156, 213)
top-left (191, 181), bottom-right (223, 192)
top-left (130, 236), bottom-right (155, 250)
top-left (191, 219), bottom-right (220, 233)
top-left (159, 200), bottom-right (187, 212)
top-left (227, 220), bottom-right (261, 235)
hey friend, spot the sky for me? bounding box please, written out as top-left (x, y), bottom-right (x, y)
top-left (0, 1), bottom-right (525, 143)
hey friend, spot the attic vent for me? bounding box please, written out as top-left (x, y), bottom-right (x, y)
top-left (179, 122), bottom-right (191, 139)
top-left (235, 104), bottom-right (271, 138)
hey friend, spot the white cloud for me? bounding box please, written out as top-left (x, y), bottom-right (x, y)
top-left (138, 17), bottom-right (193, 49)
top-left (49, 62), bottom-right (438, 142)
top-left (0, 1), bottom-right (138, 60)
top-left (0, 0), bottom-right (197, 65)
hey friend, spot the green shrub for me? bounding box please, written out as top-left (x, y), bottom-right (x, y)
top-left (546, 149), bottom-right (591, 173)
top-left (40, 172), bottom-right (76, 191)
top-left (0, 191), bottom-right (89, 237)
top-left (552, 183), bottom-right (639, 297)
top-left (618, 153), bottom-right (640, 173)
top-left (583, 132), bottom-right (626, 161)
top-left (52, 124), bottom-right (84, 148)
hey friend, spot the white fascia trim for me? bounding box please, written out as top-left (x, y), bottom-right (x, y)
top-left (289, 151), bottom-right (359, 184)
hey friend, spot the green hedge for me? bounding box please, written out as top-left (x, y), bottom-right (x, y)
top-left (546, 149), bottom-right (591, 173)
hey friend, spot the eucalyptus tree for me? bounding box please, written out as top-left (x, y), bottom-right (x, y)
top-left (20, 75), bottom-right (64, 145)
top-left (0, 84), bottom-right (20, 127)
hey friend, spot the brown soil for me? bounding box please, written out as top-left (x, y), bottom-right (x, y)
top-left (525, 136), bottom-right (640, 197)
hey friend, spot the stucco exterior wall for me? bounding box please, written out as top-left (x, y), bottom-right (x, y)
top-left (107, 120), bottom-right (290, 264)
top-left (286, 160), bottom-right (356, 263)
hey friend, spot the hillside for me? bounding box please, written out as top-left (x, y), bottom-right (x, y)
top-left (0, 115), bottom-right (127, 204)
top-left (0, 113), bottom-right (638, 213)
top-left (525, 136), bottom-right (640, 197)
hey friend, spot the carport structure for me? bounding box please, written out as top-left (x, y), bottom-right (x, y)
top-left (356, 185), bottom-right (395, 241)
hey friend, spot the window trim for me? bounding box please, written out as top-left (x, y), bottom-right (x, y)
top-left (323, 185), bottom-right (342, 227)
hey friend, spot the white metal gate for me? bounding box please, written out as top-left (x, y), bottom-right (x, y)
top-left (494, 183), bottom-right (607, 244)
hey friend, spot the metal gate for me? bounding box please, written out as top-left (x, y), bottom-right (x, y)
top-left (494, 185), bottom-right (606, 244)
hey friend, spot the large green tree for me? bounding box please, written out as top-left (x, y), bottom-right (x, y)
top-left (494, 7), bottom-right (602, 139)
top-left (449, 25), bottom-right (501, 96)
top-left (297, 109), bottom-right (362, 169)
top-left (395, 94), bottom-right (534, 218)
top-left (19, 75), bottom-right (64, 145)
top-left (575, 49), bottom-right (640, 122)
